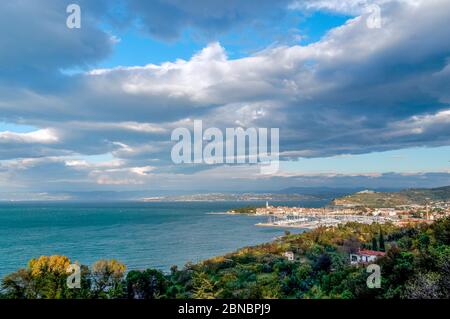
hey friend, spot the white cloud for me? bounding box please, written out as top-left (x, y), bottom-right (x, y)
top-left (95, 176), bottom-right (145, 185)
top-left (0, 129), bottom-right (59, 144)
top-left (130, 166), bottom-right (156, 176)
top-left (289, 0), bottom-right (423, 15)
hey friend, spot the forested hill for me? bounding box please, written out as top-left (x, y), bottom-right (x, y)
top-left (332, 186), bottom-right (450, 208)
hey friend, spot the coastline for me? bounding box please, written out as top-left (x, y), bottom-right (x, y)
top-left (4, 216), bottom-right (448, 299)
top-left (0, 201), bottom-right (299, 278)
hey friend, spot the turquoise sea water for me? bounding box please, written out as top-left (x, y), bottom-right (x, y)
top-left (0, 200), bottom-right (327, 278)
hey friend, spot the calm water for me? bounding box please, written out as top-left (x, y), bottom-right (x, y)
top-left (0, 200), bottom-right (327, 278)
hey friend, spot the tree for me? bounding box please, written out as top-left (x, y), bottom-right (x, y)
top-left (126, 269), bottom-right (167, 299)
top-left (404, 273), bottom-right (441, 299)
top-left (1, 269), bottom-right (34, 299)
top-left (192, 271), bottom-right (220, 299)
top-left (170, 265), bottom-right (178, 275)
top-left (27, 255), bottom-right (70, 299)
top-left (28, 255), bottom-right (71, 277)
top-left (91, 259), bottom-right (126, 298)
top-left (438, 258), bottom-right (450, 299)
top-left (372, 237), bottom-right (378, 251)
top-left (432, 217), bottom-right (450, 245)
top-left (313, 254), bottom-right (332, 272)
top-left (379, 230), bottom-right (385, 252)
top-left (2, 256), bottom-right (73, 299)
top-left (343, 237), bottom-right (361, 254)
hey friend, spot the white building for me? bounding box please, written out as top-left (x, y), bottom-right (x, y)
top-left (284, 251), bottom-right (295, 261)
top-left (350, 250), bottom-right (385, 265)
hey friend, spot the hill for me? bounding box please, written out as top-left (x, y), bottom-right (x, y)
top-left (332, 186), bottom-right (450, 208)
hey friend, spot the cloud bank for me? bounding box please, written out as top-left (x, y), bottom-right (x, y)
top-left (0, 0), bottom-right (449, 192)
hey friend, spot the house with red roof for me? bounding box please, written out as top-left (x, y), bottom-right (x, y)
top-left (350, 249), bottom-right (385, 265)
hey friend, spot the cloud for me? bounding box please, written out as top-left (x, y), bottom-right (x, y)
top-left (0, 0), bottom-right (115, 88)
top-left (289, 0), bottom-right (422, 15)
top-left (0, 129), bottom-right (59, 144)
top-left (0, 0), bottom-right (450, 191)
top-left (1, 155), bottom-right (449, 192)
top-left (122, 0), bottom-right (292, 40)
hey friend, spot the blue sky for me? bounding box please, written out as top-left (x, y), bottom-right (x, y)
top-left (98, 9), bottom-right (351, 67)
top-left (0, 123), bottom-right (37, 134)
top-left (0, 0), bottom-right (449, 195)
top-left (283, 146), bottom-right (450, 175)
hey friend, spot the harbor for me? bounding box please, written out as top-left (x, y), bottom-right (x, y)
top-left (236, 200), bottom-right (449, 229)
top-left (256, 214), bottom-right (395, 229)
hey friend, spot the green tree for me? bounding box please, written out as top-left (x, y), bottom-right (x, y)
top-left (1, 256), bottom-right (81, 299)
top-left (372, 237), bottom-right (378, 251)
top-left (91, 259), bottom-right (126, 299)
top-left (313, 254), bottom-right (332, 272)
top-left (192, 271), bottom-right (220, 299)
top-left (126, 269), bottom-right (167, 299)
top-left (404, 273), bottom-right (441, 299)
top-left (1, 269), bottom-right (34, 299)
top-left (379, 230), bottom-right (385, 252)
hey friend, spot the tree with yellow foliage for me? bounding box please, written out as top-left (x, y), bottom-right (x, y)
top-left (28, 255), bottom-right (71, 277)
top-left (1, 255), bottom-right (74, 299)
top-left (91, 259), bottom-right (126, 298)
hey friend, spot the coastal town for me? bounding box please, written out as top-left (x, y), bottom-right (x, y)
top-left (228, 199), bottom-right (450, 229)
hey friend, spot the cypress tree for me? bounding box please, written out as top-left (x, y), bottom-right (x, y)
top-left (379, 230), bottom-right (385, 251)
top-left (372, 237), bottom-right (378, 251)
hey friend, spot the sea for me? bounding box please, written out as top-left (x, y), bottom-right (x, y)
top-left (0, 200), bottom-right (328, 278)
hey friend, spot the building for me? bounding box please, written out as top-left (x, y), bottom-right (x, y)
top-left (284, 251), bottom-right (295, 261)
top-left (350, 249), bottom-right (385, 265)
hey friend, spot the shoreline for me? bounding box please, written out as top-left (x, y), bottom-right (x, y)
top-left (255, 222), bottom-right (310, 229)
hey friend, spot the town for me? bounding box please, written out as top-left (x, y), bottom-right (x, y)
top-left (229, 200), bottom-right (450, 229)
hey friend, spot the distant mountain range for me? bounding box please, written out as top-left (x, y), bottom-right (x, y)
top-left (332, 186), bottom-right (450, 207)
top-left (142, 193), bottom-right (319, 202)
top-left (1, 186), bottom-right (448, 204)
top-left (0, 187), bottom-right (365, 202)
top-left (141, 187), bottom-right (375, 202)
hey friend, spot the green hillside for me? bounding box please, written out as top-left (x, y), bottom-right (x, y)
top-left (333, 186), bottom-right (450, 208)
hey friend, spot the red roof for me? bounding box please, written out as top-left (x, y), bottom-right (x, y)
top-left (358, 249), bottom-right (385, 256)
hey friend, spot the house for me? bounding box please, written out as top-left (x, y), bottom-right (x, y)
top-left (284, 251), bottom-right (295, 261)
top-left (350, 249), bottom-right (385, 265)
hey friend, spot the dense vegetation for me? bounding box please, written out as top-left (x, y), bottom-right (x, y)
top-left (228, 206), bottom-right (262, 214)
top-left (1, 218), bottom-right (449, 299)
top-left (333, 186), bottom-right (450, 207)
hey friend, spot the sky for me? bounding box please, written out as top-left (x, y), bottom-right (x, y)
top-left (0, 0), bottom-right (449, 197)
